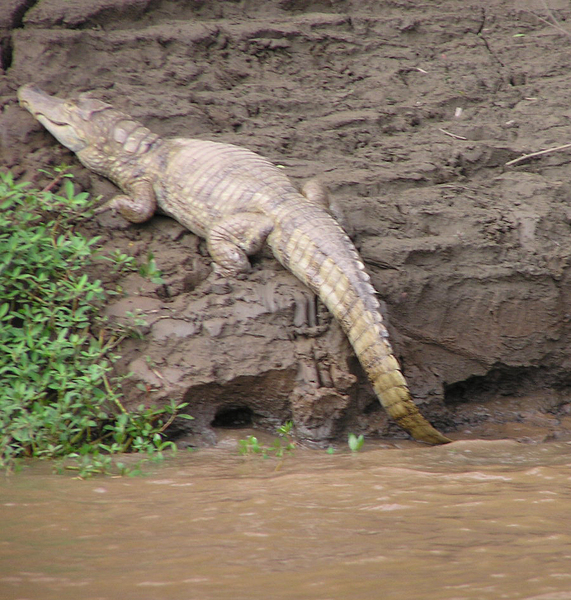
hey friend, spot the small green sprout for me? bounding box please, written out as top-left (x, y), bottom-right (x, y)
top-left (348, 433), bottom-right (365, 452)
top-left (238, 421), bottom-right (296, 458)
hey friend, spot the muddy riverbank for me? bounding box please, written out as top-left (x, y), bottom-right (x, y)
top-left (2, 0), bottom-right (571, 444)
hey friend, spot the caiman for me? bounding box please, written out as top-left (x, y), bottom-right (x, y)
top-left (17, 83), bottom-right (451, 444)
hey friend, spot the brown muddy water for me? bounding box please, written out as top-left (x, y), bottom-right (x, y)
top-left (1, 437), bottom-right (571, 600)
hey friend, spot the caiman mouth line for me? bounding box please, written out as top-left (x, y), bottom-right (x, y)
top-left (28, 110), bottom-right (66, 125)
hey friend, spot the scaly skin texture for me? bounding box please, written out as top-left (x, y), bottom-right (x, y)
top-left (17, 84), bottom-right (451, 444)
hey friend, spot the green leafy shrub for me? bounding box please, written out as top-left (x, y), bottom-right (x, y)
top-left (0, 170), bottom-right (190, 474)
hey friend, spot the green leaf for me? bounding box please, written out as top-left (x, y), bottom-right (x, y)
top-left (348, 433), bottom-right (364, 453)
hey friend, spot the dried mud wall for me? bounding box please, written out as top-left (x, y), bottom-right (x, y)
top-left (2, 0), bottom-right (571, 443)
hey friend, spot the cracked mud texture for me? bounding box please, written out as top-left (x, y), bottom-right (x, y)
top-left (3, 0), bottom-right (571, 445)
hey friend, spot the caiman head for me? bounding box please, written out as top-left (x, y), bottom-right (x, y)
top-left (17, 84), bottom-right (116, 153)
top-left (17, 84), bottom-right (159, 175)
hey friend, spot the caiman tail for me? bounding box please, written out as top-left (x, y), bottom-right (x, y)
top-left (268, 197), bottom-right (451, 445)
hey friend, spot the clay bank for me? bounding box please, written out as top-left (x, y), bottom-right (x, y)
top-left (2, 0), bottom-right (571, 444)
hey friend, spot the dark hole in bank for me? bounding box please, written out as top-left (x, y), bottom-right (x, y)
top-left (211, 405), bottom-right (254, 428)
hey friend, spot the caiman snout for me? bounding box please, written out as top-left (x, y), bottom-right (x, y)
top-left (18, 84), bottom-right (62, 117)
top-left (18, 84), bottom-right (88, 152)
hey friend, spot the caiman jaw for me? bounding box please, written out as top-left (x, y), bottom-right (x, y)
top-left (18, 84), bottom-right (88, 152)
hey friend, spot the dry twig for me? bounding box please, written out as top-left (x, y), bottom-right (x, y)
top-left (524, 0), bottom-right (571, 38)
top-left (505, 143), bottom-right (571, 167)
top-left (439, 128), bottom-right (468, 141)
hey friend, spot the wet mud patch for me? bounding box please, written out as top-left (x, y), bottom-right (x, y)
top-left (445, 366), bottom-right (571, 442)
top-left (3, 0), bottom-right (571, 443)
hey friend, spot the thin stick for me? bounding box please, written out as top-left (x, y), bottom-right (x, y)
top-left (523, 1), bottom-right (571, 38)
top-left (439, 128), bottom-right (468, 141)
top-left (505, 143), bottom-right (571, 167)
top-left (41, 174), bottom-right (64, 193)
top-left (539, 0), bottom-right (571, 37)
top-left (103, 373), bottom-right (128, 414)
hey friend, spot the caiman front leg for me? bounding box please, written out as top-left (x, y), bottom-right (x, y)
top-left (94, 179), bottom-right (157, 223)
top-left (207, 212), bottom-right (274, 276)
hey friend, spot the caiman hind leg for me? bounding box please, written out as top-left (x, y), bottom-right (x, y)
top-left (300, 178), bottom-right (330, 209)
top-left (207, 213), bottom-right (274, 276)
top-left (301, 179), bottom-right (349, 233)
top-left (94, 179), bottom-right (157, 223)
